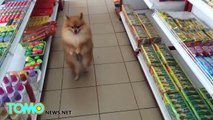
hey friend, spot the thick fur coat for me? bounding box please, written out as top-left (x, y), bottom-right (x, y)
top-left (61, 13), bottom-right (93, 80)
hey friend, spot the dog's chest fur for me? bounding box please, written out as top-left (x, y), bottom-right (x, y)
top-left (63, 30), bottom-right (87, 47)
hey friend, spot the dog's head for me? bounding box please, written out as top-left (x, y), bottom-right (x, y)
top-left (64, 13), bottom-right (85, 34)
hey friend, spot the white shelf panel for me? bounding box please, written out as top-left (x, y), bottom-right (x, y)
top-left (143, 0), bottom-right (185, 10)
top-left (120, 11), bottom-right (171, 120)
top-left (188, 0), bottom-right (213, 22)
top-left (0, 0), bottom-right (36, 83)
top-left (152, 11), bottom-right (213, 99)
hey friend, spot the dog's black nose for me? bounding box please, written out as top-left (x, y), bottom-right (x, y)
top-left (74, 30), bottom-right (78, 34)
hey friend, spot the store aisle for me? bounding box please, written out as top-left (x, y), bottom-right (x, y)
top-left (39, 0), bottom-right (163, 120)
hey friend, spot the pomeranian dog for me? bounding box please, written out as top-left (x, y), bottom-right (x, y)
top-left (62, 12), bottom-right (93, 80)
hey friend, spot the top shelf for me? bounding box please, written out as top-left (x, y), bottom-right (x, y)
top-left (188, 0), bottom-right (213, 21)
top-left (143, 0), bottom-right (185, 10)
top-left (152, 11), bottom-right (213, 99)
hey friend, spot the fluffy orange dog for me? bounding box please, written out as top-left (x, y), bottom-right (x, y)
top-left (62, 13), bottom-right (93, 80)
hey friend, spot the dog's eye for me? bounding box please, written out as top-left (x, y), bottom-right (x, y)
top-left (71, 26), bottom-right (74, 29)
top-left (76, 26), bottom-right (80, 29)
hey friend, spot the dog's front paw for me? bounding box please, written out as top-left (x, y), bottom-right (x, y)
top-left (69, 51), bottom-right (74, 55)
top-left (74, 75), bottom-right (80, 81)
top-left (76, 48), bottom-right (80, 54)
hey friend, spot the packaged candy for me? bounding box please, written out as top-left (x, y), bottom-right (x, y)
top-left (22, 21), bottom-right (57, 42)
top-left (164, 92), bottom-right (196, 120)
top-left (181, 89), bottom-right (213, 119)
top-left (24, 41), bottom-right (46, 57)
top-left (122, 4), bottom-right (133, 15)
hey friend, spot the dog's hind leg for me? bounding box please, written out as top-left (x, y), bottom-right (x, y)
top-left (82, 51), bottom-right (93, 73)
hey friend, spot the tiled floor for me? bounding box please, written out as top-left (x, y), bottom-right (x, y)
top-left (39, 0), bottom-right (163, 119)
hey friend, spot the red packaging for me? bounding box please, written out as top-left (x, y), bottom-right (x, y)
top-left (21, 2), bottom-right (25, 6)
top-left (14, 13), bottom-right (21, 19)
top-left (34, 3), bottom-right (54, 9)
top-left (1, 16), bottom-right (7, 23)
top-left (20, 74), bottom-right (36, 102)
top-left (8, 2), bottom-right (12, 6)
top-left (5, 15), bottom-right (11, 22)
top-left (31, 9), bottom-right (53, 16)
top-left (0, 16), bottom-right (3, 22)
top-left (188, 47), bottom-right (197, 56)
top-left (17, 2), bottom-right (22, 6)
top-left (195, 46), bottom-right (204, 56)
top-left (12, 2), bottom-right (18, 6)
top-left (202, 46), bottom-right (212, 56)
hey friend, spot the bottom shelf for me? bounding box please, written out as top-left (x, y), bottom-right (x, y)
top-left (120, 11), bottom-right (171, 120)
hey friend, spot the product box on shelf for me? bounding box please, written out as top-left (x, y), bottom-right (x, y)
top-left (131, 25), bottom-right (150, 45)
top-left (196, 56), bottom-right (213, 77)
top-left (181, 89), bottom-right (213, 119)
top-left (142, 23), bottom-right (161, 43)
top-left (31, 0), bottom-right (55, 16)
top-left (151, 66), bottom-right (179, 95)
top-left (123, 4), bottom-right (161, 45)
top-left (154, 44), bottom-right (176, 66)
top-left (199, 88), bottom-right (213, 112)
top-left (141, 45), bottom-right (162, 67)
top-left (136, 13), bottom-right (151, 23)
top-left (125, 13), bottom-right (142, 26)
top-left (154, 44), bottom-right (195, 89)
top-left (27, 16), bottom-right (49, 28)
top-left (136, 13), bottom-right (161, 43)
top-left (167, 65), bottom-right (195, 90)
top-left (159, 11), bottom-right (213, 44)
top-left (163, 92), bottom-right (196, 120)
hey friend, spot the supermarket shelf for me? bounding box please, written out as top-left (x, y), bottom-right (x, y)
top-left (188, 0), bottom-right (213, 21)
top-left (152, 12), bottom-right (213, 99)
top-left (120, 11), bottom-right (171, 120)
top-left (143, 0), bottom-right (185, 10)
top-left (0, 0), bottom-right (36, 83)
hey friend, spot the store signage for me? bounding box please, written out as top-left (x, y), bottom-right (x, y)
top-left (5, 102), bottom-right (45, 115)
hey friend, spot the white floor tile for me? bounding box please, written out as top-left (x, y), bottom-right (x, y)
top-left (60, 87), bottom-right (98, 117)
top-left (95, 63), bottom-right (129, 85)
top-left (98, 83), bottom-right (137, 113)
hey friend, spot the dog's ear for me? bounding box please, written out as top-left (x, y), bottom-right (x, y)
top-left (80, 12), bottom-right (83, 20)
top-left (64, 15), bottom-right (70, 20)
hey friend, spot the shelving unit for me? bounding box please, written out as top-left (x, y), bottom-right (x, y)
top-left (143, 0), bottom-right (185, 10)
top-left (0, 0), bottom-right (37, 84)
top-left (120, 11), bottom-right (171, 120)
top-left (152, 11), bottom-right (213, 99)
top-left (0, 0), bottom-right (59, 119)
top-left (120, 0), bottom-right (213, 119)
